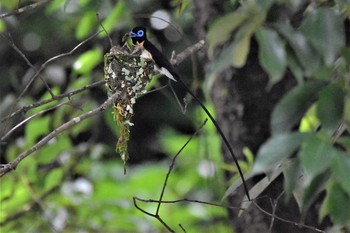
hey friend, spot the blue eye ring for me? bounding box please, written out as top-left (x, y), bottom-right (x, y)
top-left (137, 30), bottom-right (144, 37)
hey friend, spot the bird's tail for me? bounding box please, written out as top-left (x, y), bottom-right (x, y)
top-left (176, 76), bottom-right (251, 201)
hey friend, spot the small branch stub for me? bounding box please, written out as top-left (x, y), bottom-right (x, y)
top-left (104, 46), bottom-right (155, 173)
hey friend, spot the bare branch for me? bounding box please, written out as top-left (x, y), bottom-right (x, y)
top-left (0, 0), bottom-right (51, 19)
top-left (133, 119), bottom-right (207, 233)
top-left (170, 40), bottom-right (205, 66)
top-left (1, 34), bottom-right (54, 97)
top-left (1, 100), bottom-right (70, 142)
top-left (0, 80), bottom-right (104, 123)
top-left (133, 197), bottom-right (244, 211)
top-left (156, 119), bottom-right (207, 215)
top-left (1, 30), bottom-right (102, 124)
top-left (253, 200), bottom-right (326, 233)
top-left (0, 90), bottom-right (120, 177)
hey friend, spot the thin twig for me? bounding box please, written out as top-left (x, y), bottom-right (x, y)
top-left (0, 0), bottom-right (51, 19)
top-left (0, 80), bottom-right (105, 123)
top-left (133, 119), bottom-right (208, 233)
top-left (268, 191), bottom-right (285, 233)
top-left (156, 119), bottom-right (208, 215)
top-left (1, 34), bottom-right (55, 97)
top-left (133, 197), bottom-right (175, 232)
top-left (253, 200), bottom-right (326, 233)
top-left (2, 31), bottom-right (102, 125)
top-left (0, 90), bottom-right (120, 177)
top-left (179, 224), bottom-right (186, 233)
top-left (132, 197), bottom-right (244, 211)
top-left (1, 101), bottom-right (70, 143)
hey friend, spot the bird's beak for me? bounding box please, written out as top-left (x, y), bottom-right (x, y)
top-left (129, 32), bottom-right (137, 38)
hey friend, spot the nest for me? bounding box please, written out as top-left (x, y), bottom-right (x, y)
top-left (104, 46), bottom-right (155, 172)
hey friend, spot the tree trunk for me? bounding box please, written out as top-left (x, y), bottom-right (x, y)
top-left (192, 1), bottom-right (330, 232)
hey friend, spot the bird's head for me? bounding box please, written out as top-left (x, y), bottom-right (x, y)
top-left (129, 26), bottom-right (147, 46)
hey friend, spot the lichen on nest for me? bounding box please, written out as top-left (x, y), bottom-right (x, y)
top-left (104, 45), bottom-right (155, 173)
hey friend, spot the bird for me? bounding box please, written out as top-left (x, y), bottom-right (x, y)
top-left (128, 26), bottom-right (250, 201)
top-left (129, 26), bottom-right (177, 81)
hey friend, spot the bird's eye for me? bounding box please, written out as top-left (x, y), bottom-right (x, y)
top-left (137, 30), bottom-right (144, 37)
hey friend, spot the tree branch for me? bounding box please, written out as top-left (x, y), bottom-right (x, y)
top-left (0, 0), bottom-right (52, 19)
top-left (0, 80), bottom-right (105, 123)
top-left (0, 90), bottom-right (120, 177)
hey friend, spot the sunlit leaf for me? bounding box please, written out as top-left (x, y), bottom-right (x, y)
top-left (73, 47), bottom-right (102, 74)
top-left (253, 132), bottom-right (310, 174)
top-left (255, 27), bottom-right (286, 87)
top-left (25, 116), bottom-right (51, 146)
top-left (299, 104), bottom-right (320, 132)
top-left (271, 80), bottom-right (325, 135)
top-left (0, 19), bottom-right (6, 32)
top-left (300, 8), bottom-right (345, 65)
top-left (0, 0), bottom-right (19, 9)
top-left (100, 0), bottom-right (127, 37)
top-left (44, 169), bottom-right (64, 192)
top-left (46, 0), bottom-right (66, 13)
top-left (76, 11), bottom-right (97, 40)
top-left (317, 84), bottom-right (345, 134)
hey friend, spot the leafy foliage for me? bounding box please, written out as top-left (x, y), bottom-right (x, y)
top-left (1, 0), bottom-right (350, 232)
top-left (208, 0), bottom-right (350, 230)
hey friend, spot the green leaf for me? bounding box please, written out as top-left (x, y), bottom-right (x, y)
top-left (271, 80), bottom-right (325, 135)
top-left (300, 8), bottom-right (345, 65)
top-left (76, 11), bottom-right (97, 40)
top-left (206, 9), bottom-right (265, 90)
top-left (0, 19), bottom-right (6, 32)
top-left (302, 171), bottom-right (329, 214)
top-left (207, 11), bottom-right (248, 58)
top-left (25, 116), bottom-right (51, 146)
top-left (283, 158), bottom-right (301, 200)
top-left (100, 0), bottom-right (127, 38)
top-left (286, 52), bottom-right (304, 84)
top-left (46, 0), bottom-right (66, 13)
top-left (36, 136), bottom-right (72, 164)
top-left (73, 47), bottom-right (102, 74)
top-left (44, 169), bottom-right (64, 192)
top-left (299, 136), bottom-right (337, 179)
top-left (332, 152), bottom-right (350, 194)
top-left (255, 27), bottom-right (286, 87)
top-left (321, 181), bottom-right (350, 225)
top-left (299, 104), bottom-right (320, 132)
top-left (317, 84), bottom-right (344, 134)
top-left (275, 22), bottom-right (321, 75)
top-left (253, 132), bottom-right (309, 174)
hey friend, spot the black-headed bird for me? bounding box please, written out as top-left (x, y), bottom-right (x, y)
top-left (128, 26), bottom-right (250, 200)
